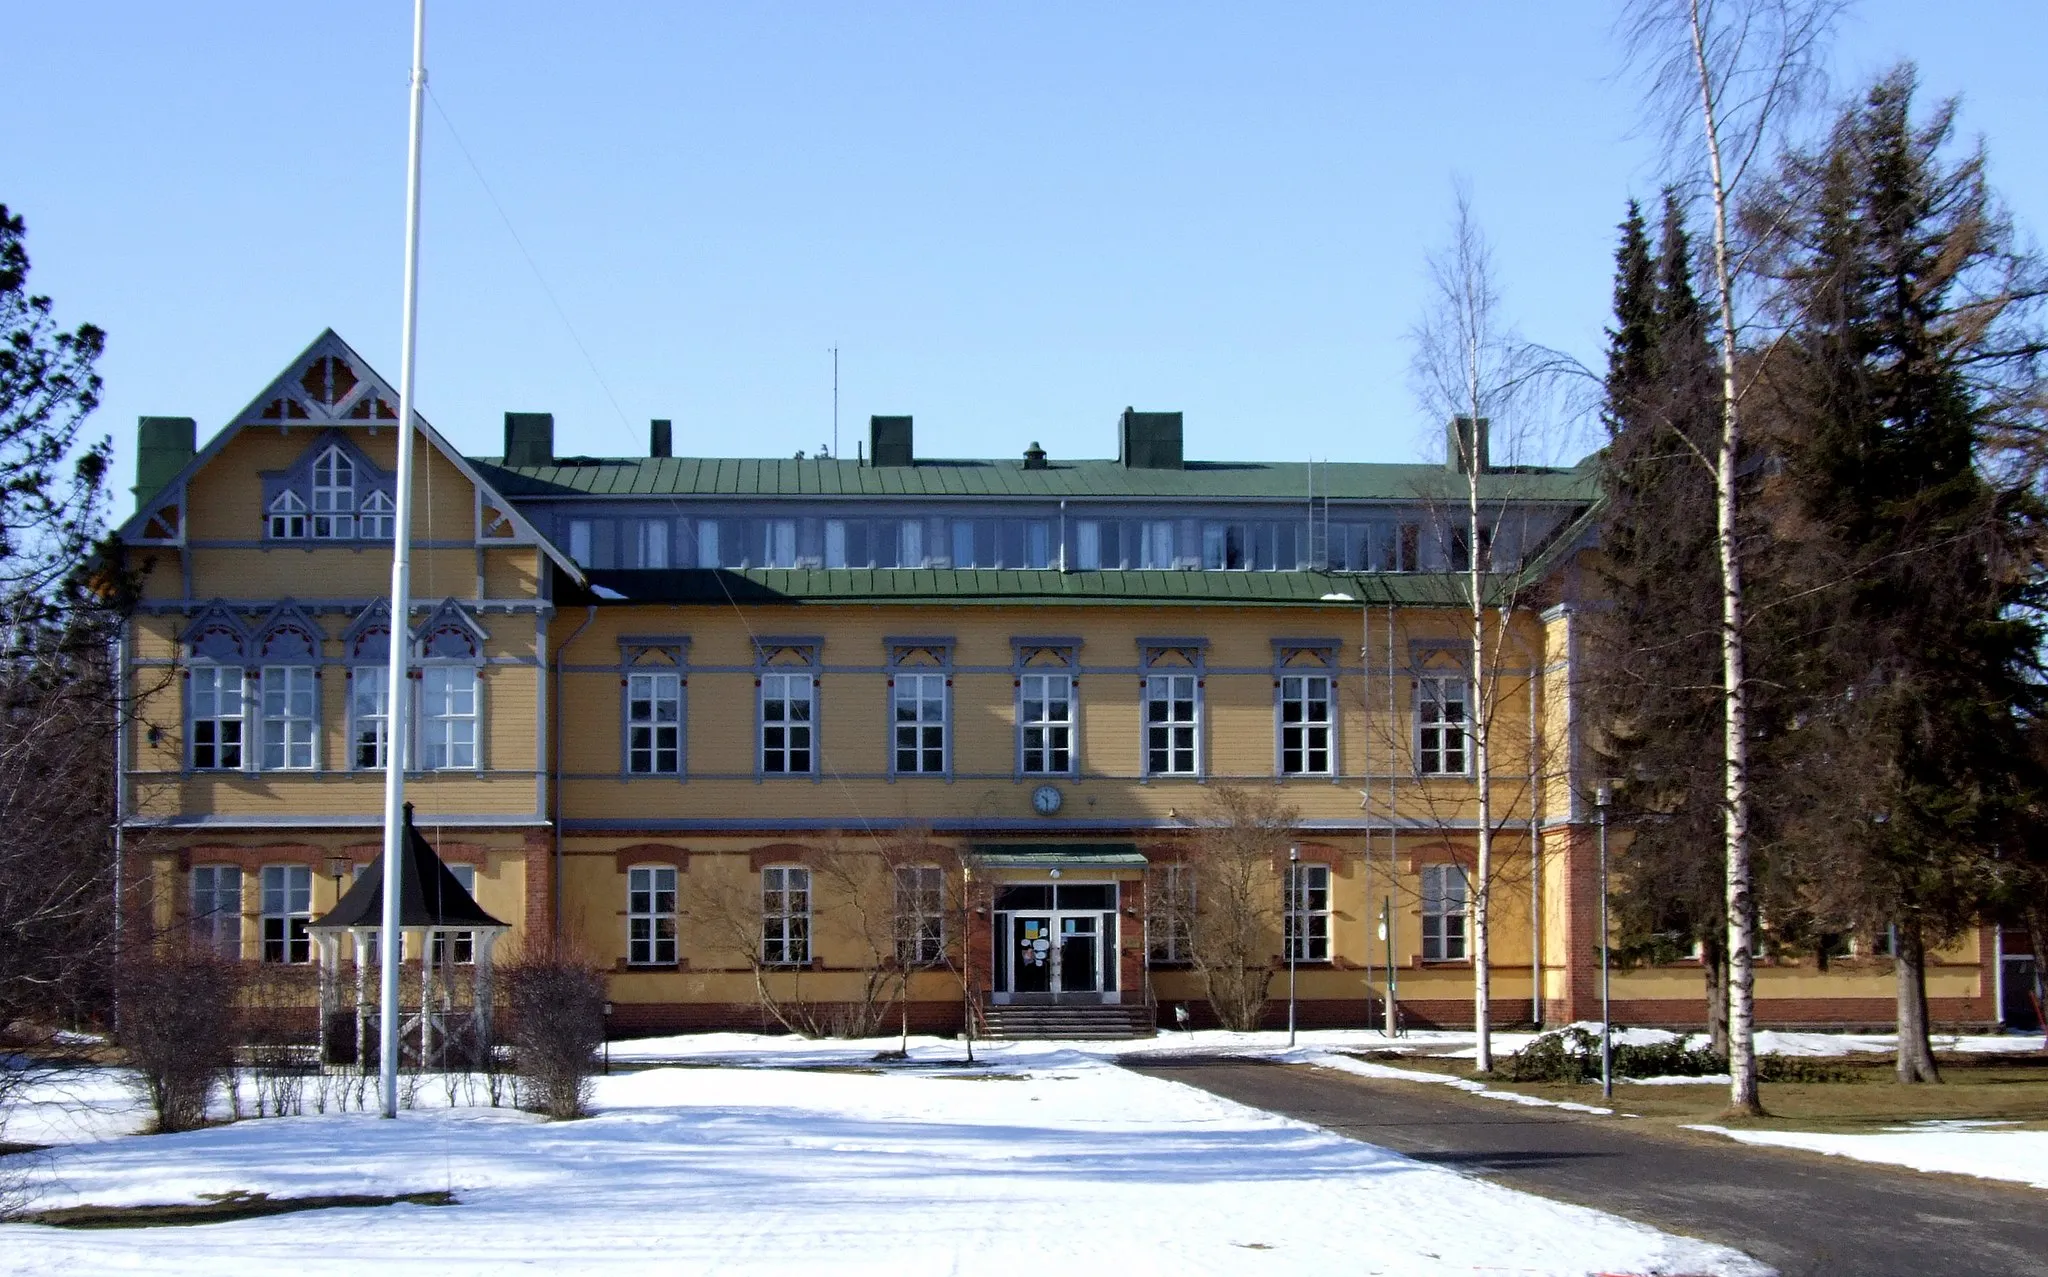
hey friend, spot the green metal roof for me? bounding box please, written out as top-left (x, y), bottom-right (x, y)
top-left (578, 567), bottom-right (1534, 607)
top-left (970, 843), bottom-right (1148, 867)
top-left (471, 455), bottom-right (1600, 503)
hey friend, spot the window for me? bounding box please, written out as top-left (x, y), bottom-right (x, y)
top-left (895, 865), bottom-right (945, 966)
top-left (1418, 677), bottom-right (1469, 776)
top-left (259, 665), bottom-right (317, 770)
top-left (893, 672), bottom-right (946, 774)
top-left (1284, 862), bottom-right (1331, 962)
top-left (627, 671), bottom-right (682, 774)
top-left (762, 865), bottom-right (811, 966)
top-left (267, 489), bottom-right (308, 539)
top-left (430, 865), bottom-right (477, 965)
top-left (1422, 864), bottom-right (1470, 961)
top-left (191, 665), bottom-right (246, 770)
top-left (352, 665), bottom-right (389, 769)
top-left (1076, 520), bottom-right (1102, 570)
top-left (359, 489), bottom-right (395, 541)
top-left (1140, 520), bottom-right (1175, 569)
top-left (762, 519), bottom-right (797, 568)
top-left (629, 518), bottom-right (671, 569)
top-left (1144, 674), bottom-right (1199, 776)
top-left (190, 866), bottom-right (242, 958)
top-left (421, 667), bottom-right (478, 770)
top-left (1146, 864), bottom-right (1193, 963)
top-left (627, 865), bottom-right (679, 966)
top-left (761, 672), bottom-right (814, 774)
top-left (310, 446), bottom-right (355, 538)
top-left (1280, 674), bottom-right (1333, 775)
top-left (1019, 673), bottom-right (1073, 774)
top-left (260, 865), bottom-right (312, 964)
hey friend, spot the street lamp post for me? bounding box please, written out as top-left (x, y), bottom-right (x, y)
top-left (1596, 783), bottom-right (1613, 1100)
top-left (1287, 845), bottom-right (1300, 1048)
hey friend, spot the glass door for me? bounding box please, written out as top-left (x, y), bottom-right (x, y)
top-left (1011, 915), bottom-right (1054, 995)
top-left (1057, 915), bottom-right (1100, 995)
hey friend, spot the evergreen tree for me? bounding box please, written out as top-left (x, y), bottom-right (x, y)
top-left (1754, 66), bottom-right (2048, 1082)
top-left (1586, 194), bottom-right (1737, 1053)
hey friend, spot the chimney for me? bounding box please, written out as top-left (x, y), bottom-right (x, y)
top-left (133, 416), bottom-right (197, 506)
top-left (870, 415), bottom-right (913, 467)
top-left (1447, 416), bottom-right (1490, 474)
top-left (1118, 408), bottom-right (1183, 470)
top-left (504, 412), bottom-right (555, 467)
top-left (650, 418), bottom-right (673, 458)
top-left (1022, 441), bottom-right (1048, 470)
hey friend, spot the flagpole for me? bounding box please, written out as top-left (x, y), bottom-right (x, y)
top-left (379, 0), bottom-right (428, 1120)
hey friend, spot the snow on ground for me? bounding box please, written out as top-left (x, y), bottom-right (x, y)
top-left (2, 1058), bottom-right (1763, 1277)
top-left (1688, 1121), bottom-right (2048, 1191)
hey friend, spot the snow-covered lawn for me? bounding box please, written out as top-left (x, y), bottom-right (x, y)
top-left (1688, 1121), bottom-right (2048, 1191)
top-left (2, 1056), bottom-right (1765, 1276)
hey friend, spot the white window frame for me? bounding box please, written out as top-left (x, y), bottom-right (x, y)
top-left (190, 664), bottom-right (247, 770)
top-left (1019, 672), bottom-right (1074, 776)
top-left (762, 865), bottom-right (812, 966)
top-left (267, 489), bottom-right (308, 539)
top-left (760, 672), bottom-right (815, 776)
top-left (894, 865), bottom-right (946, 967)
top-left (358, 489), bottom-right (395, 541)
top-left (1417, 676), bottom-right (1470, 777)
top-left (310, 445), bottom-right (356, 539)
top-left (1279, 673), bottom-right (1333, 776)
top-left (351, 664), bottom-right (390, 770)
top-left (892, 671), bottom-right (947, 775)
top-left (1422, 863), bottom-right (1470, 961)
top-left (1145, 863), bottom-right (1194, 964)
top-left (420, 666), bottom-right (480, 771)
top-left (627, 671), bottom-right (683, 775)
top-left (1144, 673), bottom-right (1200, 777)
top-left (260, 865), bottom-right (312, 964)
top-left (259, 664), bottom-right (317, 771)
top-left (1284, 862), bottom-right (1331, 962)
top-left (430, 864), bottom-right (478, 966)
top-left (627, 865), bottom-right (679, 967)
top-left (190, 865), bottom-right (243, 959)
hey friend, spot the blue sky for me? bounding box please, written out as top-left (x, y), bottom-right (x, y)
top-left (6, 2), bottom-right (2042, 502)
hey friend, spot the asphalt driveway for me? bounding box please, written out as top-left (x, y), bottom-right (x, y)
top-left (1125, 1056), bottom-right (2048, 1277)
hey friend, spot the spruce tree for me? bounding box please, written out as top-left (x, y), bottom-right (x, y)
top-left (1755, 66), bottom-right (2048, 1081)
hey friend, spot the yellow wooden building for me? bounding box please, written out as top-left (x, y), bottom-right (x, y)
top-left (114, 332), bottom-right (2001, 1036)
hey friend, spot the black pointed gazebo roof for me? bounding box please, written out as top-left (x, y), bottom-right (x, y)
top-left (310, 803), bottom-right (508, 931)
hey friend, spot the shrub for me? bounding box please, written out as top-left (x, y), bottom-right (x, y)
top-left (502, 949), bottom-right (605, 1120)
top-left (115, 946), bottom-right (243, 1133)
top-left (1503, 1025), bottom-right (1724, 1083)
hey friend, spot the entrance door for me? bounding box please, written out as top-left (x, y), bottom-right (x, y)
top-left (1057, 915), bottom-right (1100, 995)
top-left (1011, 915), bottom-right (1054, 995)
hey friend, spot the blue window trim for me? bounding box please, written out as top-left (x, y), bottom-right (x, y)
top-left (620, 635), bottom-right (691, 780)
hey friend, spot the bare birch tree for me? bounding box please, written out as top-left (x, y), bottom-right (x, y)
top-left (1409, 187), bottom-right (1580, 1072)
top-left (1622, 0), bottom-right (1841, 1115)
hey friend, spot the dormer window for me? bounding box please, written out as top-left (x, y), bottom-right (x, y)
top-left (359, 490), bottom-right (395, 541)
top-left (311, 446), bottom-right (356, 538)
top-left (268, 490), bottom-right (308, 539)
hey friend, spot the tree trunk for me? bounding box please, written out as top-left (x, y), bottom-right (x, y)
top-left (1702, 929), bottom-right (1730, 1059)
top-left (1688, 0), bottom-right (1762, 1119)
top-left (1895, 917), bottom-right (1942, 1084)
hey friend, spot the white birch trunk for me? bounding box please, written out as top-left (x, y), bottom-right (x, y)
top-left (1688, 0), bottom-right (1761, 1115)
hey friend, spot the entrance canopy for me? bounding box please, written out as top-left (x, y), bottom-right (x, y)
top-left (971, 842), bottom-right (1146, 870)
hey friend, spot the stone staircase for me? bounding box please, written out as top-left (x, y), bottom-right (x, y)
top-left (979, 1003), bottom-right (1156, 1040)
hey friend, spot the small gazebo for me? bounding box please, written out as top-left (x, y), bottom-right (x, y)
top-left (309, 803), bottom-right (509, 1068)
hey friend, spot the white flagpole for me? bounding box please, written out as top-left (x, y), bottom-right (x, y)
top-left (379, 0), bottom-right (428, 1120)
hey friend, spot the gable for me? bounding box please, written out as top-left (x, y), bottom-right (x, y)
top-left (121, 330), bottom-right (582, 583)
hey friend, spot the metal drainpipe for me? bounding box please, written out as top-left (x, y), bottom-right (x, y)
top-left (553, 603), bottom-right (598, 942)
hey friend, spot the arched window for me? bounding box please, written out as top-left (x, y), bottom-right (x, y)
top-left (310, 446), bottom-right (356, 539)
top-left (268, 490), bottom-right (307, 540)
